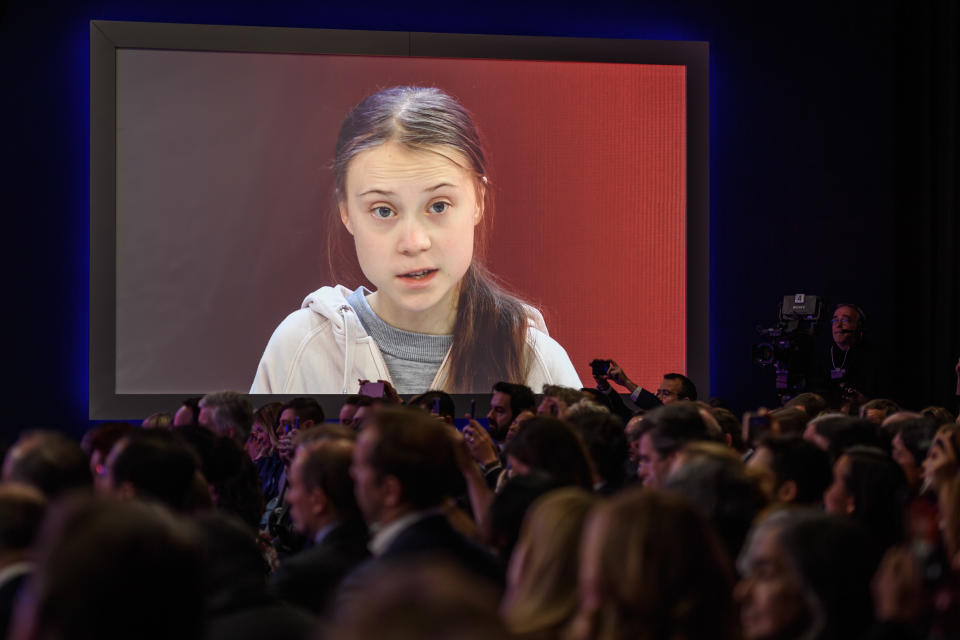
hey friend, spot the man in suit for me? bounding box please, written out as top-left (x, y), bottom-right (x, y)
top-left (270, 436), bottom-right (369, 616)
top-left (348, 408), bottom-right (503, 588)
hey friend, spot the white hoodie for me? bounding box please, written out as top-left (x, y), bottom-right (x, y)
top-left (250, 285), bottom-right (582, 394)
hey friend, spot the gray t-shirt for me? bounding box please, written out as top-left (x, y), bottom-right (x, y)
top-left (345, 287), bottom-right (452, 394)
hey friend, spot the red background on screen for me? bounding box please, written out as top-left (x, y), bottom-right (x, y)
top-left (116, 52), bottom-right (685, 392)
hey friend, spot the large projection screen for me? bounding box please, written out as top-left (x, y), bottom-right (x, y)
top-left (90, 21), bottom-right (708, 418)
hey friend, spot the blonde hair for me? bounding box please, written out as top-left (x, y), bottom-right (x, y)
top-left (568, 489), bottom-right (735, 640)
top-left (501, 488), bottom-right (596, 637)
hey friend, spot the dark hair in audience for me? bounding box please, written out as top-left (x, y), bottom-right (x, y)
top-left (298, 438), bottom-right (362, 522)
top-left (408, 390), bottom-right (457, 419)
top-left (504, 417), bottom-right (594, 490)
top-left (282, 396), bottom-right (326, 424)
top-left (921, 405), bottom-right (957, 426)
top-left (860, 398), bottom-right (901, 420)
top-left (896, 416), bottom-right (939, 466)
top-left (178, 396), bottom-right (202, 425)
top-left (664, 456), bottom-right (767, 562)
top-left (178, 427), bottom-right (264, 528)
top-left (4, 431), bottom-right (92, 498)
top-left (785, 392), bottom-right (827, 417)
top-left (485, 470), bottom-right (566, 562)
top-left (664, 372), bottom-right (697, 400)
top-left (643, 403), bottom-right (711, 457)
top-left (710, 407), bottom-right (745, 452)
top-left (0, 483), bottom-right (46, 553)
top-left (20, 496), bottom-right (205, 640)
top-left (368, 408), bottom-right (461, 510)
top-left (758, 435), bottom-right (832, 505)
top-left (812, 416), bottom-right (889, 461)
top-left (841, 445), bottom-right (908, 553)
top-left (492, 381), bottom-right (536, 415)
top-left (110, 430), bottom-right (200, 511)
top-left (564, 403), bottom-right (628, 492)
top-left (768, 407), bottom-right (807, 436)
top-left (194, 513), bottom-right (272, 609)
top-left (81, 421), bottom-right (137, 458)
top-left (774, 512), bottom-right (877, 640)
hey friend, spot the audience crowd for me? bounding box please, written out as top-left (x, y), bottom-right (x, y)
top-left (1, 355), bottom-right (960, 640)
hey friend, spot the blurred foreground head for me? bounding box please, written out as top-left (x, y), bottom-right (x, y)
top-left (10, 496), bottom-right (204, 640)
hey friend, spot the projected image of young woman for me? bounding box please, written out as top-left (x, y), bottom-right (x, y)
top-left (251, 86), bottom-right (580, 395)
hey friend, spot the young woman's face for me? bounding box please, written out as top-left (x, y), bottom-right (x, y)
top-left (339, 141), bottom-right (481, 332)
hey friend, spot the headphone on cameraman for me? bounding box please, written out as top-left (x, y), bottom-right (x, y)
top-left (832, 302), bottom-right (866, 338)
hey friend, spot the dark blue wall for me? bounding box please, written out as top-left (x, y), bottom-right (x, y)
top-left (0, 0), bottom-right (900, 437)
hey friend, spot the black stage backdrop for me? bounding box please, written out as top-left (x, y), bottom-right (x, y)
top-left (892, 0), bottom-right (960, 410)
top-left (0, 0), bottom-right (957, 438)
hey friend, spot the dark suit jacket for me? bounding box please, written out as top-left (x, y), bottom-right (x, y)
top-left (380, 513), bottom-right (503, 585)
top-left (336, 512), bottom-right (504, 606)
top-left (269, 519), bottom-right (370, 617)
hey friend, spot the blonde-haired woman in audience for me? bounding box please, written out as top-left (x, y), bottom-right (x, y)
top-left (567, 489), bottom-right (736, 640)
top-left (501, 488), bottom-right (596, 639)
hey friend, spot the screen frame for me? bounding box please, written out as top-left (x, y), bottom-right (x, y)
top-left (90, 19), bottom-right (709, 418)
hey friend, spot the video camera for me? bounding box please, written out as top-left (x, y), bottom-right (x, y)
top-left (751, 294), bottom-right (824, 402)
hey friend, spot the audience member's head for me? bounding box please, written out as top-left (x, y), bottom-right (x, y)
top-left (80, 421), bottom-right (136, 486)
top-left (665, 449), bottom-right (768, 562)
top-left (656, 372), bottom-right (698, 404)
top-left (921, 405), bottom-right (957, 426)
top-left (890, 416), bottom-right (938, 491)
top-left (501, 488), bottom-right (596, 638)
top-left (537, 385), bottom-right (583, 417)
top-left (338, 395), bottom-right (364, 429)
top-left (141, 412), bottom-right (172, 429)
top-left (488, 382), bottom-right (536, 441)
top-left (736, 510), bottom-right (876, 640)
top-left (198, 391), bottom-right (254, 445)
top-left (0, 483), bottom-right (46, 564)
top-left (804, 415), bottom-right (888, 461)
top-left (247, 401), bottom-right (282, 457)
top-left (407, 390), bottom-right (456, 424)
top-left (767, 407), bottom-right (808, 437)
top-left (824, 445), bottom-right (907, 554)
top-left (173, 396), bottom-right (201, 427)
top-left (784, 392), bottom-right (827, 418)
top-left (711, 406), bottom-right (746, 452)
top-left (484, 470), bottom-right (565, 563)
top-left (278, 396), bottom-right (326, 435)
top-left (503, 416), bottom-right (594, 490)
top-left (570, 489), bottom-right (735, 640)
top-left (636, 403), bottom-right (711, 487)
top-left (178, 427), bottom-right (264, 527)
top-left (564, 401), bottom-right (628, 492)
top-left (2, 431), bottom-right (92, 499)
top-left (329, 560), bottom-right (510, 640)
top-left (923, 424), bottom-right (960, 494)
top-left (747, 435), bottom-right (832, 506)
top-left (351, 408), bottom-right (460, 527)
top-left (10, 496), bottom-right (204, 640)
top-left (287, 438), bottom-right (360, 539)
top-left (349, 395), bottom-right (378, 431)
top-left (859, 398), bottom-right (902, 424)
top-left (103, 429), bottom-right (200, 512)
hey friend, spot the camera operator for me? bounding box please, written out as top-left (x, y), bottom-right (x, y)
top-left (812, 304), bottom-right (885, 412)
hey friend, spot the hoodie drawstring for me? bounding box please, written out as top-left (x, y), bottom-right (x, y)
top-left (338, 305), bottom-right (354, 394)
